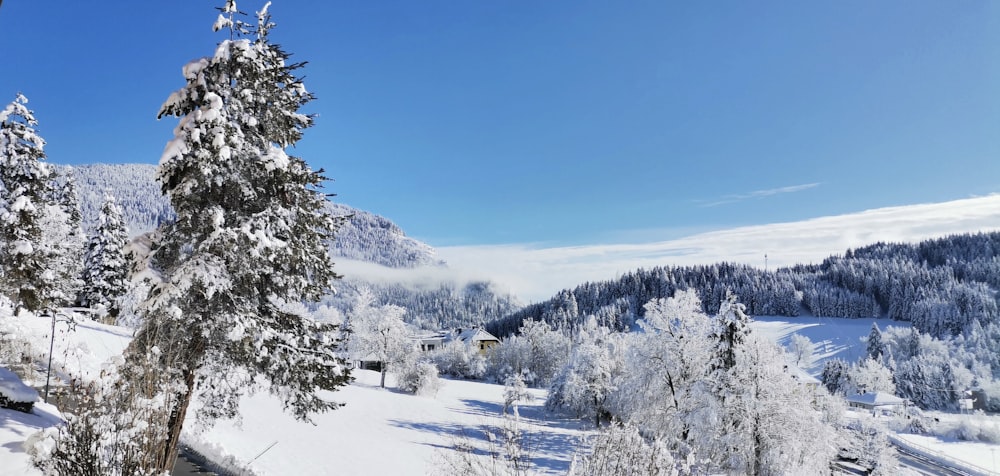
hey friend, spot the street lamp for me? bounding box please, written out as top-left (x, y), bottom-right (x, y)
top-left (43, 309), bottom-right (76, 404)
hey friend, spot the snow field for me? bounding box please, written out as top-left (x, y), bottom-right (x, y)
top-left (182, 369), bottom-right (591, 475)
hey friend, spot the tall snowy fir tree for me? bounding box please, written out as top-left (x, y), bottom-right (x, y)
top-left (139, 2), bottom-right (351, 470)
top-left (39, 3), bottom-right (351, 473)
top-left (79, 193), bottom-right (132, 321)
top-left (0, 94), bottom-right (60, 314)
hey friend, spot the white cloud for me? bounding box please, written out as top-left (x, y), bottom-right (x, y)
top-left (699, 182), bottom-right (820, 207)
top-left (437, 195), bottom-right (1000, 303)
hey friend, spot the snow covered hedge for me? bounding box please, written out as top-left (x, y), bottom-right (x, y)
top-left (0, 366), bottom-right (38, 413)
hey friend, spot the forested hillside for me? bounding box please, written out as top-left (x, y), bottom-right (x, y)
top-left (65, 163), bottom-right (515, 328)
top-left (490, 233), bottom-right (1000, 341)
top-left (66, 163), bottom-right (439, 269)
top-left (65, 164), bottom-right (173, 237)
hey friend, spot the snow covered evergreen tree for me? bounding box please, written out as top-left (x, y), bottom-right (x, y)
top-left (0, 94), bottom-right (60, 314)
top-left (821, 358), bottom-right (851, 395)
top-left (707, 293), bottom-right (837, 474)
top-left (43, 170), bottom-right (87, 306)
top-left (79, 193), bottom-right (131, 321)
top-left (867, 321), bottom-right (884, 361)
top-left (45, 3), bottom-right (352, 472)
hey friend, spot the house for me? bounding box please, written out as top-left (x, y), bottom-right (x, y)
top-left (784, 363), bottom-right (823, 402)
top-left (349, 351), bottom-right (384, 371)
top-left (449, 327), bottom-right (500, 355)
top-left (412, 332), bottom-right (447, 352)
top-left (410, 327), bottom-right (501, 355)
top-left (845, 392), bottom-right (907, 414)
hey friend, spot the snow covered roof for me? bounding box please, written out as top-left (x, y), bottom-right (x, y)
top-left (410, 332), bottom-right (447, 342)
top-left (846, 392), bottom-right (906, 407)
top-left (450, 328), bottom-right (499, 343)
top-left (0, 367), bottom-right (38, 404)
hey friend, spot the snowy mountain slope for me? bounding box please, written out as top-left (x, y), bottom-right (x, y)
top-left (62, 163), bottom-right (521, 328)
top-left (750, 315), bottom-right (910, 374)
top-left (64, 163), bottom-right (438, 269)
top-left (62, 164), bottom-right (173, 239)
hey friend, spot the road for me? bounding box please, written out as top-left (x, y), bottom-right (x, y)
top-left (172, 450), bottom-right (218, 476)
top-left (895, 445), bottom-right (971, 476)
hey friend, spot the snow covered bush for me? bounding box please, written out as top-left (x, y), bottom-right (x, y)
top-left (934, 414), bottom-right (1000, 444)
top-left (30, 352), bottom-right (179, 475)
top-left (570, 423), bottom-right (678, 476)
top-left (0, 315), bottom-right (38, 382)
top-left (838, 414), bottom-right (898, 476)
top-left (487, 319), bottom-right (569, 387)
top-left (432, 339), bottom-right (487, 380)
top-left (502, 372), bottom-right (531, 415)
top-left (397, 359), bottom-right (441, 396)
top-left (436, 414), bottom-right (533, 476)
top-left (546, 319), bottom-right (622, 428)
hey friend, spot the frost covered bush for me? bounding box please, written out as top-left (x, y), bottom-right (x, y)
top-left (0, 316), bottom-right (38, 381)
top-left (487, 319), bottom-right (569, 387)
top-left (570, 424), bottom-right (678, 476)
top-left (432, 340), bottom-right (486, 379)
top-left (546, 320), bottom-right (622, 428)
top-left (30, 352), bottom-right (180, 475)
top-left (936, 414), bottom-right (1000, 443)
top-left (839, 414), bottom-right (898, 476)
top-left (435, 414), bottom-right (532, 476)
top-left (502, 372), bottom-right (531, 415)
top-left (397, 359), bottom-right (441, 396)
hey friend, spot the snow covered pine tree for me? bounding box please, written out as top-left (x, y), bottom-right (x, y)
top-left (127, 2), bottom-right (351, 471)
top-left (79, 193), bottom-right (131, 322)
top-left (0, 94), bottom-right (62, 315)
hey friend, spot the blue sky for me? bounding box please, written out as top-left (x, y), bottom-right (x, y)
top-left (2, 1), bottom-right (998, 248)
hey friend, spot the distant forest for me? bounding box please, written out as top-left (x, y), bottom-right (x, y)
top-left (489, 232), bottom-right (1000, 341)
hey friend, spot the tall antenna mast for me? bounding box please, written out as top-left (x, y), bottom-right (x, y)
top-left (764, 253), bottom-right (768, 272)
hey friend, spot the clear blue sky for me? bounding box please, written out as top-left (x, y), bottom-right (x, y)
top-left (2, 1), bottom-right (998, 247)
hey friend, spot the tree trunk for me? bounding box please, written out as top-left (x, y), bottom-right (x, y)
top-left (380, 364), bottom-right (387, 388)
top-left (158, 367), bottom-right (196, 473)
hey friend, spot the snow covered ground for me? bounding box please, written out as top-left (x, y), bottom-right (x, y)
top-left (0, 312), bottom-right (590, 475)
top-left (893, 433), bottom-right (999, 475)
top-left (0, 402), bottom-right (61, 476)
top-left (183, 370), bottom-right (590, 475)
top-left (3, 311), bottom-right (999, 475)
top-left (751, 315), bottom-right (908, 372)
